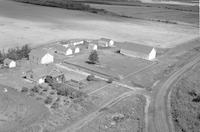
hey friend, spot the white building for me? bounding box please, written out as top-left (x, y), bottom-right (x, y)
top-left (29, 49), bottom-right (54, 64)
top-left (51, 44), bottom-right (80, 56)
top-left (88, 43), bottom-right (98, 51)
top-left (119, 43), bottom-right (157, 61)
top-left (3, 58), bottom-right (16, 68)
top-left (98, 38), bottom-right (114, 47)
top-left (74, 47), bottom-right (80, 53)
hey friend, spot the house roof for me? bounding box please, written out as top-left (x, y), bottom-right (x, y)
top-left (27, 64), bottom-right (63, 80)
top-left (4, 58), bottom-right (15, 64)
top-left (99, 38), bottom-right (112, 42)
top-left (58, 39), bottom-right (84, 45)
top-left (51, 44), bottom-right (68, 53)
top-left (29, 48), bottom-right (52, 58)
top-left (116, 42), bottom-right (155, 54)
top-left (89, 40), bottom-right (98, 45)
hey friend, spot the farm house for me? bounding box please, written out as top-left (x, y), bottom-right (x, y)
top-left (24, 65), bottom-right (64, 84)
top-left (50, 44), bottom-right (73, 56)
top-left (98, 38), bottom-right (114, 47)
top-left (118, 43), bottom-right (157, 61)
top-left (51, 43), bottom-right (81, 55)
top-left (29, 49), bottom-right (54, 64)
top-left (88, 43), bottom-right (98, 51)
top-left (3, 58), bottom-right (16, 68)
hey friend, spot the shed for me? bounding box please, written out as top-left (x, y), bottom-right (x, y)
top-left (3, 58), bottom-right (16, 68)
top-left (118, 43), bottom-right (157, 60)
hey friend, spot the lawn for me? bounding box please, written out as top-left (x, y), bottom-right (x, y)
top-left (64, 50), bottom-right (152, 79)
top-left (77, 94), bottom-right (145, 132)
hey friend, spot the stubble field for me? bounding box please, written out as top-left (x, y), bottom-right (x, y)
top-left (0, 0), bottom-right (198, 50)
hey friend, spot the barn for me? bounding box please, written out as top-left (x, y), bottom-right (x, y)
top-left (29, 49), bottom-right (54, 64)
top-left (118, 43), bottom-right (157, 61)
top-left (3, 58), bottom-right (16, 68)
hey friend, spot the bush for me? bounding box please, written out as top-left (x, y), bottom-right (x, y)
top-left (86, 74), bottom-right (95, 81)
top-left (45, 76), bottom-right (53, 84)
top-left (51, 102), bottom-right (59, 109)
top-left (192, 95), bottom-right (200, 103)
top-left (21, 87), bottom-right (29, 93)
top-left (31, 86), bottom-right (39, 93)
top-left (107, 78), bottom-right (114, 83)
top-left (44, 96), bottom-right (53, 104)
top-left (188, 90), bottom-right (197, 97)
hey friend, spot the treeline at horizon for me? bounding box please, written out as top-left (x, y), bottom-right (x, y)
top-left (13, 0), bottom-right (109, 14)
top-left (0, 45), bottom-right (31, 63)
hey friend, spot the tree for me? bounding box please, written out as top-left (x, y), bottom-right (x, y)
top-left (0, 51), bottom-right (5, 64)
top-left (21, 44), bottom-right (31, 58)
top-left (88, 50), bottom-right (99, 64)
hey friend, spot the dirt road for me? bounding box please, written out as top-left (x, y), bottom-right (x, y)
top-left (150, 54), bottom-right (200, 132)
top-left (61, 91), bottom-right (136, 132)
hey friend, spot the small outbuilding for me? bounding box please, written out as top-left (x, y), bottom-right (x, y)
top-left (88, 43), bottom-right (98, 51)
top-left (3, 58), bottom-right (16, 68)
top-left (118, 43), bottom-right (157, 61)
top-left (74, 47), bottom-right (80, 54)
top-left (29, 49), bottom-right (54, 65)
top-left (98, 38), bottom-right (114, 47)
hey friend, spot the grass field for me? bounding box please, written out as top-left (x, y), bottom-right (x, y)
top-left (89, 3), bottom-right (199, 25)
top-left (170, 63), bottom-right (200, 132)
top-left (0, 85), bottom-right (49, 132)
top-left (77, 94), bottom-right (145, 132)
top-left (0, 0), bottom-right (198, 49)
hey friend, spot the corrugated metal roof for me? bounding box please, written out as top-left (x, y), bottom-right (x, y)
top-left (27, 64), bottom-right (63, 80)
top-left (29, 48), bottom-right (51, 58)
top-left (117, 42), bottom-right (154, 54)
